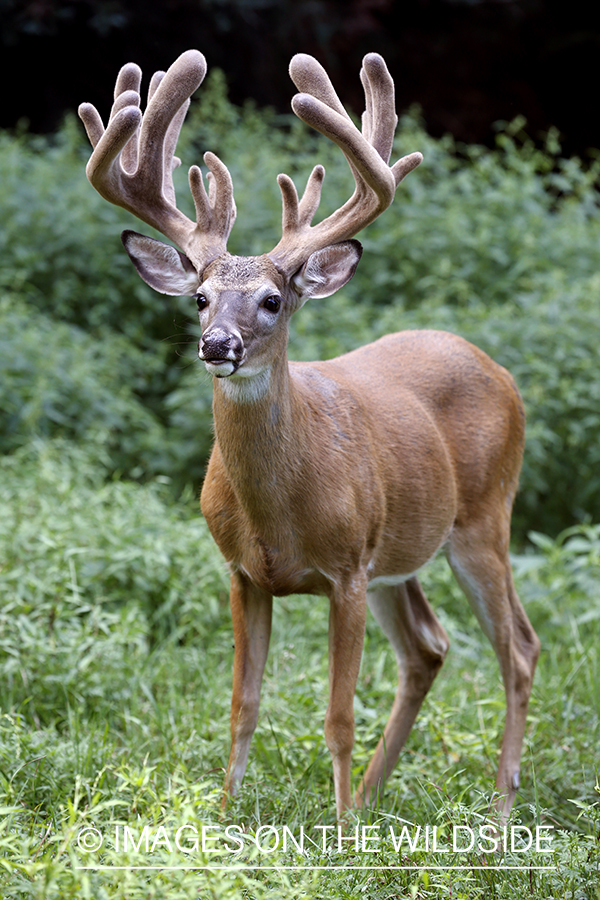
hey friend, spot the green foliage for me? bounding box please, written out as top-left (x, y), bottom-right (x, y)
top-left (0, 293), bottom-right (171, 475)
top-left (0, 289), bottom-right (217, 486)
top-left (357, 115), bottom-right (600, 312)
top-left (487, 277), bottom-right (600, 534)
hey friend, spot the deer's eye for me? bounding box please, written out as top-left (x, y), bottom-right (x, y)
top-left (263, 295), bottom-right (281, 314)
top-left (195, 293), bottom-right (208, 311)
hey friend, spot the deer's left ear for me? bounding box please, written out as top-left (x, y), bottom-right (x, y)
top-left (291, 240), bottom-right (362, 300)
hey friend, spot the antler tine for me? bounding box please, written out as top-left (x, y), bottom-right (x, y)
top-left (187, 152), bottom-right (237, 262)
top-left (269, 53), bottom-right (422, 275)
top-left (360, 53), bottom-right (397, 165)
top-left (113, 62), bottom-right (142, 175)
top-left (79, 50), bottom-right (236, 270)
top-left (277, 164), bottom-right (325, 236)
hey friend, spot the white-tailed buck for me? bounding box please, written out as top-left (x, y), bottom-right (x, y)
top-left (79, 49), bottom-right (540, 822)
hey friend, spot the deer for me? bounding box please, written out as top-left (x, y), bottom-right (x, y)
top-left (78, 48), bottom-right (540, 824)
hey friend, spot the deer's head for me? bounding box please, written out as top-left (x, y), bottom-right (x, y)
top-left (79, 50), bottom-right (421, 387)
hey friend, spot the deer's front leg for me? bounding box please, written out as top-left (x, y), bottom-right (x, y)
top-left (326, 575), bottom-right (368, 818)
top-left (222, 571), bottom-right (273, 806)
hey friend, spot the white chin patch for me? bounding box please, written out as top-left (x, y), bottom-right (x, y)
top-left (204, 360), bottom-right (236, 377)
top-left (218, 367), bottom-right (271, 403)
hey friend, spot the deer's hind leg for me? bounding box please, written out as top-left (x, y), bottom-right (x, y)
top-left (356, 577), bottom-right (450, 807)
top-left (446, 519), bottom-right (540, 824)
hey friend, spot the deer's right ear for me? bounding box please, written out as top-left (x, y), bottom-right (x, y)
top-left (121, 230), bottom-right (199, 296)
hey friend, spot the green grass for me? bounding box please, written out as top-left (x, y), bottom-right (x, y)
top-left (0, 441), bottom-right (598, 898)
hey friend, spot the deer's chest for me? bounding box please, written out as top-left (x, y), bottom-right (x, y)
top-left (200, 464), bottom-right (329, 596)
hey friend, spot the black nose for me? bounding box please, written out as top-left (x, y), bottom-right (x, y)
top-left (201, 327), bottom-right (243, 360)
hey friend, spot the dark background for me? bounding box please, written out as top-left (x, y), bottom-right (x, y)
top-left (3, 0), bottom-right (600, 155)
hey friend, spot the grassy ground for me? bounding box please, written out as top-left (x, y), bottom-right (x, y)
top-left (0, 442), bottom-right (598, 898)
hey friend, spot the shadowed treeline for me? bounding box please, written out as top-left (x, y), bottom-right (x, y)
top-left (5, 0), bottom-right (600, 155)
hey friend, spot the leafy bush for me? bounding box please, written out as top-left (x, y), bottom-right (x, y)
top-left (516, 523), bottom-right (600, 623)
top-left (0, 293), bottom-right (172, 477)
top-left (5, 78), bottom-right (600, 334)
top-left (488, 276), bottom-right (600, 535)
top-left (0, 292), bottom-right (217, 485)
top-left (358, 116), bottom-right (600, 312)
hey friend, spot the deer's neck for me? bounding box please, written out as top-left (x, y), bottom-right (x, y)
top-left (211, 355), bottom-right (308, 527)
